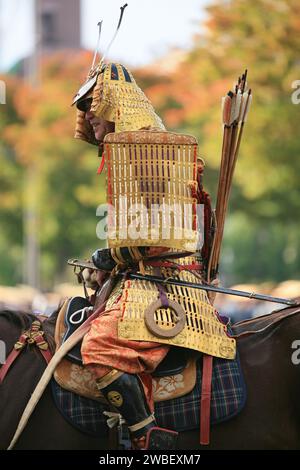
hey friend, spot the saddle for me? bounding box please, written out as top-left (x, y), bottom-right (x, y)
top-left (54, 297), bottom-right (198, 403)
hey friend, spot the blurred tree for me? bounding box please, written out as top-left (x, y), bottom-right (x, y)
top-left (0, 52), bottom-right (107, 288)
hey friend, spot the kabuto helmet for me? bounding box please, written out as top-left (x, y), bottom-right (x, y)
top-left (72, 5), bottom-right (164, 146)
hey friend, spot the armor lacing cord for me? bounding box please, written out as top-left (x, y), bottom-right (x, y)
top-left (153, 266), bottom-right (169, 308)
top-left (145, 260), bottom-right (203, 271)
top-left (110, 247), bottom-right (145, 267)
top-left (129, 247), bottom-right (144, 262)
top-left (168, 259), bottom-right (206, 284)
top-left (138, 260), bottom-right (146, 276)
top-left (110, 247), bottom-right (148, 275)
top-left (110, 248), bottom-right (125, 265)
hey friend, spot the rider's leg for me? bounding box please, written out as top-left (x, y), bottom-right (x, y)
top-left (95, 368), bottom-right (178, 450)
top-left (81, 307), bottom-right (176, 448)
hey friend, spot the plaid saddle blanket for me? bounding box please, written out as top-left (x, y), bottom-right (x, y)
top-left (51, 350), bottom-right (246, 437)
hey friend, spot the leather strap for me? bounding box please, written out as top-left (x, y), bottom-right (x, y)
top-left (0, 348), bottom-right (22, 385)
top-left (200, 354), bottom-right (213, 445)
top-left (33, 333), bottom-right (53, 364)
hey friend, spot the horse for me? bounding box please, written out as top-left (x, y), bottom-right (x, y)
top-left (1, 302), bottom-right (300, 450)
top-left (0, 309), bottom-right (111, 450)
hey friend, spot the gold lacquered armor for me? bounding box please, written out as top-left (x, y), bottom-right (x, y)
top-left (117, 258), bottom-right (236, 360)
top-left (74, 63), bottom-right (164, 145)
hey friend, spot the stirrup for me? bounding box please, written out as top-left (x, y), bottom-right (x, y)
top-left (133, 426), bottom-right (178, 450)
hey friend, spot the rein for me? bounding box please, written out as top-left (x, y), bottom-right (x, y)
top-left (0, 319), bottom-right (52, 385)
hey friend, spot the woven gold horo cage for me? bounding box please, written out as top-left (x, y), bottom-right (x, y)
top-left (102, 130), bottom-right (236, 359)
top-left (103, 130), bottom-right (199, 252)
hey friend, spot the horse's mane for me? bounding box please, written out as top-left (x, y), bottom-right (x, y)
top-left (0, 309), bottom-right (36, 330)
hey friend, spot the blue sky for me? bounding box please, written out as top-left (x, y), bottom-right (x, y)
top-left (0, 0), bottom-right (208, 71)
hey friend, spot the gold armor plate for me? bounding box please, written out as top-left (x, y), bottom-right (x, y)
top-left (117, 261), bottom-right (236, 360)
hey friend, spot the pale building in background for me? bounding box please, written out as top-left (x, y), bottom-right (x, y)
top-left (39, 0), bottom-right (81, 52)
top-left (8, 0), bottom-right (82, 76)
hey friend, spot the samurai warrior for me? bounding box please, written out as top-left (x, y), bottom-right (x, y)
top-left (66, 1), bottom-right (238, 451)
top-left (71, 60), bottom-right (236, 450)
